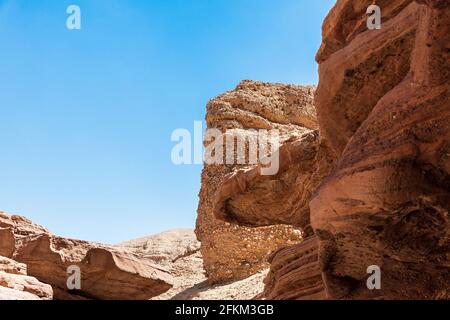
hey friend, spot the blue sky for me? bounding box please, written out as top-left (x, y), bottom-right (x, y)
top-left (0, 0), bottom-right (335, 244)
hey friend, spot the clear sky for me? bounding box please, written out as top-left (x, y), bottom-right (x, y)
top-left (0, 0), bottom-right (336, 244)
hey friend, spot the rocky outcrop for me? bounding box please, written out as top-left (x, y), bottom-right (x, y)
top-left (0, 256), bottom-right (53, 300)
top-left (0, 211), bottom-right (173, 300)
top-left (311, 0), bottom-right (450, 300)
top-left (118, 229), bottom-right (200, 266)
top-left (119, 229), bottom-right (269, 300)
top-left (262, 236), bottom-right (325, 300)
top-left (196, 81), bottom-right (317, 284)
top-left (204, 0), bottom-right (449, 300)
top-left (212, 131), bottom-right (320, 229)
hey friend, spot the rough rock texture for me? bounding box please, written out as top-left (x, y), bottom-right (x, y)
top-left (0, 228), bottom-right (15, 258)
top-left (207, 0), bottom-right (449, 300)
top-left (310, 0), bottom-right (450, 300)
top-left (262, 236), bottom-right (325, 300)
top-left (118, 229), bottom-right (200, 266)
top-left (213, 131), bottom-right (320, 229)
top-left (0, 256), bottom-right (27, 275)
top-left (119, 229), bottom-right (268, 300)
top-left (0, 256), bottom-right (53, 300)
top-left (0, 286), bottom-right (44, 300)
top-left (0, 211), bottom-right (173, 300)
top-left (0, 270), bottom-right (53, 300)
top-left (196, 81), bottom-right (318, 284)
top-left (118, 229), bottom-right (205, 300)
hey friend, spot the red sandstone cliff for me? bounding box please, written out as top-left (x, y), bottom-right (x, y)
top-left (205, 0), bottom-right (449, 300)
top-left (311, 0), bottom-right (449, 300)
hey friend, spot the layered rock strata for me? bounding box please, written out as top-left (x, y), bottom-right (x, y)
top-left (0, 212), bottom-right (173, 300)
top-left (205, 0), bottom-right (449, 300)
top-left (311, 0), bottom-right (450, 300)
top-left (262, 235), bottom-right (326, 300)
top-left (0, 256), bottom-right (53, 300)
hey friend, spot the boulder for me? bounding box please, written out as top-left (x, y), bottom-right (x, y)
top-left (196, 80), bottom-right (316, 283)
top-left (0, 211), bottom-right (173, 300)
top-left (0, 256), bottom-right (53, 300)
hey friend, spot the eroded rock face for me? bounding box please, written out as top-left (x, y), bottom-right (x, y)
top-left (0, 211), bottom-right (173, 300)
top-left (118, 229), bottom-right (205, 300)
top-left (262, 235), bottom-right (326, 300)
top-left (196, 81), bottom-right (317, 283)
top-left (118, 229), bottom-right (200, 266)
top-left (311, 0), bottom-right (450, 299)
top-left (0, 228), bottom-right (15, 258)
top-left (0, 256), bottom-right (27, 275)
top-left (213, 131), bottom-right (320, 229)
top-left (0, 256), bottom-right (53, 300)
top-left (205, 0), bottom-right (449, 300)
top-left (118, 229), bottom-right (270, 300)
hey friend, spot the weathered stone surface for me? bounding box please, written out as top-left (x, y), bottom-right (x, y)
top-left (0, 212), bottom-right (49, 237)
top-left (310, 0), bottom-right (450, 299)
top-left (0, 212), bottom-right (173, 300)
top-left (204, 0), bottom-right (449, 300)
top-left (0, 213), bottom-right (55, 300)
top-left (119, 229), bottom-right (270, 300)
top-left (196, 81), bottom-right (316, 283)
top-left (316, 0), bottom-right (415, 63)
top-left (118, 229), bottom-right (200, 266)
top-left (0, 256), bottom-right (27, 275)
top-left (206, 80), bottom-right (317, 132)
top-left (262, 236), bottom-right (325, 300)
top-left (0, 285), bottom-right (42, 300)
top-left (0, 271), bottom-right (53, 300)
top-left (14, 234), bottom-right (173, 300)
top-left (0, 228), bottom-right (15, 258)
top-left (213, 131), bottom-right (319, 229)
top-left (0, 256), bottom-right (53, 300)
top-left (315, 1), bottom-right (424, 160)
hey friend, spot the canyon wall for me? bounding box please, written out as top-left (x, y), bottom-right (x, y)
top-left (206, 0), bottom-right (449, 299)
top-left (1, 0), bottom-right (447, 301)
top-left (311, 0), bottom-right (450, 300)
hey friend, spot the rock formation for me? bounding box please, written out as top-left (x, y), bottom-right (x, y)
top-left (0, 256), bottom-right (53, 300)
top-left (1, 219), bottom-right (271, 301)
top-left (311, 0), bottom-right (450, 300)
top-left (212, 131), bottom-right (320, 230)
top-left (118, 229), bottom-right (200, 265)
top-left (195, 80), bottom-right (317, 284)
top-left (261, 236), bottom-right (325, 300)
top-left (1, 0), bottom-right (447, 302)
top-left (119, 229), bottom-right (269, 300)
top-left (204, 0), bottom-right (449, 300)
top-left (0, 211), bottom-right (173, 300)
